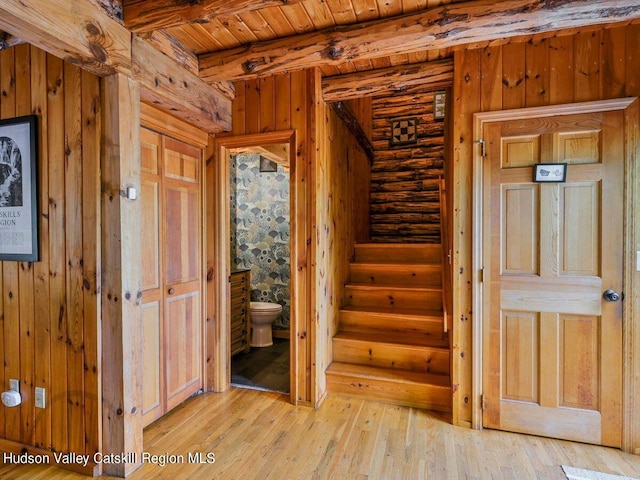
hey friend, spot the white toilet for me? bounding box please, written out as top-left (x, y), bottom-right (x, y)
top-left (249, 302), bottom-right (282, 347)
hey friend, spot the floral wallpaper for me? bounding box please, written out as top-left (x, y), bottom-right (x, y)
top-left (230, 153), bottom-right (290, 328)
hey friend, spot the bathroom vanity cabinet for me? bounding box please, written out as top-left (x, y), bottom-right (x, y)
top-left (230, 270), bottom-right (251, 355)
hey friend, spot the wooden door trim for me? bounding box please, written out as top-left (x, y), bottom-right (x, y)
top-left (141, 102), bottom-right (209, 148)
top-left (471, 97), bottom-right (639, 453)
top-left (209, 130), bottom-right (299, 405)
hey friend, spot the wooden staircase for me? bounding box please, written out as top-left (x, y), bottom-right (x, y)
top-left (326, 243), bottom-right (451, 413)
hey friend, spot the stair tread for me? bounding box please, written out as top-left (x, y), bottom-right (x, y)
top-left (354, 244), bottom-right (442, 264)
top-left (334, 330), bottom-right (449, 349)
top-left (355, 243), bottom-right (441, 248)
top-left (346, 283), bottom-right (443, 291)
top-left (350, 262), bottom-right (441, 268)
top-left (340, 305), bottom-right (444, 318)
top-left (327, 362), bottom-right (450, 388)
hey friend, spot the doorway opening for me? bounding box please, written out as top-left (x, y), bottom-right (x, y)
top-left (210, 130), bottom-right (300, 404)
top-left (228, 144), bottom-right (291, 394)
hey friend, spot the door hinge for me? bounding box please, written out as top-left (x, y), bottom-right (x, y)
top-left (475, 139), bottom-right (486, 157)
top-left (481, 394), bottom-right (486, 410)
top-left (448, 248), bottom-right (452, 265)
top-left (479, 268), bottom-right (484, 283)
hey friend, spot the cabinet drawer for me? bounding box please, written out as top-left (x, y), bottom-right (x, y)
top-left (231, 283), bottom-right (247, 296)
top-left (229, 271), bottom-right (250, 355)
top-left (231, 321), bottom-right (247, 335)
top-left (231, 295), bottom-right (247, 309)
top-left (230, 272), bottom-right (248, 285)
top-left (231, 339), bottom-right (247, 356)
top-left (231, 311), bottom-right (247, 325)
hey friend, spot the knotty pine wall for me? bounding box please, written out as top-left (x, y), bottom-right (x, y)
top-left (230, 71), bottom-right (317, 404)
top-left (230, 70), bottom-right (370, 404)
top-left (0, 45), bottom-right (101, 457)
top-left (371, 86), bottom-right (447, 243)
top-left (452, 23), bottom-right (640, 428)
top-left (316, 101), bottom-right (370, 397)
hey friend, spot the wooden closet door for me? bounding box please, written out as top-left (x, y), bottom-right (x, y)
top-left (141, 130), bottom-right (203, 427)
top-left (141, 128), bottom-right (164, 426)
top-left (482, 110), bottom-right (624, 447)
top-left (162, 136), bottom-right (202, 411)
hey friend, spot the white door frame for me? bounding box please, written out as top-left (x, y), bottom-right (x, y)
top-left (471, 97), bottom-right (640, 453)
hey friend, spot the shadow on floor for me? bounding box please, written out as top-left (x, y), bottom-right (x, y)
top-left (231, 338), bottom-right (290, 394)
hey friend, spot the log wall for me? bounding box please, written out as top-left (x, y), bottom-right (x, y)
top-left (0, 44), bottom-right (101, 466)
top-left (370, 86), bottom-right (449, 243)
top-left (452, 24), bottom-right (640, 430)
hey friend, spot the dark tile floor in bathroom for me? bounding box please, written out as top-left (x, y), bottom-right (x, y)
top-left (231, 338), bottom-right (290, 393)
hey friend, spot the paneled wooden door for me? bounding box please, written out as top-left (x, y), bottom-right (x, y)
top-left (481, 109), bottom-right (624, 447)
top-left (141, 128), bottom-right (203, 427)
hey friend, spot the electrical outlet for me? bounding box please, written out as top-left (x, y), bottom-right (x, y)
top-left (35, 387), bottom-right (46, 409)
top-left (9, 379), bottom-right (19, 393)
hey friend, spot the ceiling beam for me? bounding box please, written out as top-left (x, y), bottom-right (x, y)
top-left (133, 36), bottom-right (231, 132)
top-left (139, 31), bottom-right (236, 101)
top-left (87, 0), bottom-right (124, 22)
top-left (124, 0), bottom-right (307, 34)
top-left (0, 0), bottom-right (131, 76)
top-left (0, 0), bottom-right (232, 132)
top-left (0, 31), bottom-right (25, 51)
top-left (200, 0), bottom-right (640, 82)
top-left (322, 59), bottom-right (453, 102)
top-left (140, 30), bottom-right (199, 75)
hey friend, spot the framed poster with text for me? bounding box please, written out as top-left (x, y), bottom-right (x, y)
top-left (0, 115), bottom-right (39, 262)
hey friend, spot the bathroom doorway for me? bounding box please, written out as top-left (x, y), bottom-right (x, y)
top-left (228, 144), bottom-right (291, 394)
top-left (209, 130), bottom-right (305, 405)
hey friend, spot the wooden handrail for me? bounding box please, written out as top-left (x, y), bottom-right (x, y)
top-left (438, 177), bottom-right (452, 333)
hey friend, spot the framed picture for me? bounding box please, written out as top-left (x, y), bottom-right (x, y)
top-left (533, 163), bottom-right (567, 183)
top-left (0, 115), bottom-right (39, 261)
top-left (433, 91), bottom-right (446, 120)
top-left (259, 156), bottom-right (277, 172)
top-left (390, 117), bottom-right (418, 147)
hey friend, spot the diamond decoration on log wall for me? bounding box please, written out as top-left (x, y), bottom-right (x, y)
top-left (390, 117), bottom-right (418, 147)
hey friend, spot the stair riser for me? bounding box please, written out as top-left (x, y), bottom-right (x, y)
top-left (339, 310), bottom-right (445, 335)
top-left (327, 373), bottom-right (451, 412)
top-left (354, 245), bottom-right (441, 264)
top-left (345, 287), bottom-right (443, 310)
top-left (333, 339), bottom-right (450, 375)
top-left (349, 264), bottom-right (442, 287)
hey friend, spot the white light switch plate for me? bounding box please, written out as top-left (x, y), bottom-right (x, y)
top-left (35, 387), bottom-right (46, 409)
top-left (9, 379), bottom-right (19, 393)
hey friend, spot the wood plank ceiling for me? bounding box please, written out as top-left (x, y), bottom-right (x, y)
top-left (122, 0), bottom-right (640, 87)
top-left (4, 0), bottom-right (639, 127)
top-left (125, 0), bottom-right (458, 78)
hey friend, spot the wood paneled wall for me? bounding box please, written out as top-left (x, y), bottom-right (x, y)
top-left (344, 97), bottom-right (373, 141)
top-left (316, 100), bottom-right (371, 398)
top-left (229, 71), bottom-right (317, 404)
top-left (229, 70), bottom-right (371, 405)
top-left (0, 45), bottom-right (101, 461)
top-left (371, 86), bottom-right (448, 243)
top-left (452, 24), bottom-right (640, 429)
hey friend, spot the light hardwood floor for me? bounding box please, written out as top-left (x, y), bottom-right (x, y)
top-left (2, 388), bottom-right (640, 479)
